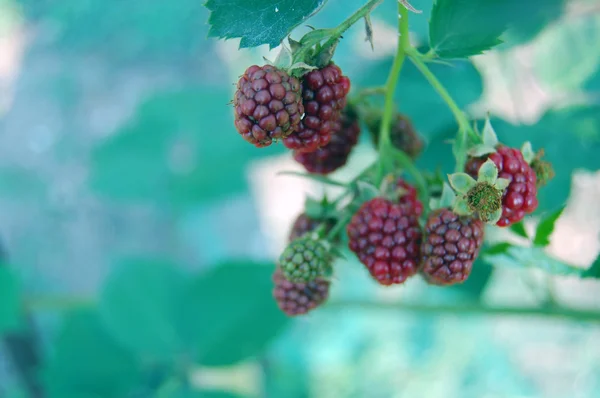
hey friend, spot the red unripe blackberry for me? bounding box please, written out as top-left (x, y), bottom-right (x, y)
top-left (234, 65), bottom-right (304, 148)
top-left (288, 213), bottom-right (336, 242)
top-left (420, 209), bottom-right (484, 286)
top-left (283, 64), bottom-right (351, 153)
top-left (396, 178), bottom-right (424, 217)
top-left (465, 146), bottom-right (538, 227)
top-left (272, 268), bottom-right (330, 316)
top-left (346, 198), bottom-right (422, 286)
top-left (293, 106), bottom-right (360, 174)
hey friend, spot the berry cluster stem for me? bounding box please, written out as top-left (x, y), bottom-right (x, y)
top-left (406, 50), bottom-right (478, 171)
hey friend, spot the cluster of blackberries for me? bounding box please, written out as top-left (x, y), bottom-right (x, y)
top-left (233, 64), bottom-right (541, 317)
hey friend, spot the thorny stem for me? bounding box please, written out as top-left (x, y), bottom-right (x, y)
top-left (321, 0), bottom-right (384, 52)
top-left (326, 213), bottom-right (354, 241)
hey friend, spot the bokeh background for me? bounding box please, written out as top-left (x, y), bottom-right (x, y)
top-left (0, 0), bottom-right (599, 397)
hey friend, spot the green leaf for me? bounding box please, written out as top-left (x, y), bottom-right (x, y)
top-left (451, 258), bottom-right (493, 298)
top-left (429, 0), bottom-right (506, 58)
top-left (534, 14), bottom-right (600, 91)
top-left (533, 207), bottom-right (565, 247)
top-left (509, 222), bottom-right (529, 239)
top-left (90, 88), bottom-right (280, 208)
top-left (447, 173), bottom-right (476, 194)
top-left (582, 255), bottom-right (600, 279)
top-left (170, 388), bottom-right (247, 398)
top-left (357, 55), bottom-right (482, 139)
top-left (179, 261), bottom-right (289, 366)
top-left (0, 266), bottom-right (21, 333)
top-left (205, 0), bottom-right (326, 49)
top-left (43, 308), bottom-right (141, 398)
top-left (499, 0), bottom-right (565, 48)
top-left (489, 107), bottom-right (600, 212)
top-left (483, 246), bottom-right (584, 277)
top-left (99, 258), bottom-right (187, 360)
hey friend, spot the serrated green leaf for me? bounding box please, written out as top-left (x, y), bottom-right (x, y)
top-left (43, 308), bottom-right (141, 398)
top-left (357, 54), bottom-right (482, 139)
top-left (534, 13), bottom-right (600, 91)
top-left (205, 0), bottom-right (326, 49)
top-left (178, 261), bottom-right (289, 366)
top-left (429, 0), bottom-right (506, 58)
top-left (533, 207), bottom-right (565, 247)
top-left (99, 258), bottom-right (187, 360)
top-left (509, 222), bottom-right (529, 239)
top-left (0, 266), bottom-right (21, 333)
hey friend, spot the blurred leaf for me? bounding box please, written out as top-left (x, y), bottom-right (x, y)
top-left (485, 242), bottom-right (512, 255)
top-left (90, 88), bottom-right (282, 208)
top-left (429, 0), bottom-right (506, 58)
top-left (451, 258), bottom-right (493, 298)
top-left (534, 14), bottom-right (600, 91)
top-left (509, 222), bottom-right (529, 239)
top-left (0, 168), bottom-right (45, 199)
top-left (582, 255), bottom-right (600, 279)
top-left (170, 388), bottom-right (247, 398)
top-left (533, 207), bottom-right (565, 247)
top-left (99, 258), bottom-right (186, 360)
top-left (490, 107), bottom-right (600, 212)
top-left (19, 0), bottom-right (214, 60)
top-left (205, 0), bottom-right (326, 49)
top-left (483, 246), bottom-right (584, 277)
top-left (43, 308), bottom-right (141, 398)
top-left (0, 266), bottom-right (21, 333)
top-left (179, 261), bottom-right (289, 366)
top-left (357, 57), bottom-right (482, 138)
top-left (500, 0), bottom-right (565, 48)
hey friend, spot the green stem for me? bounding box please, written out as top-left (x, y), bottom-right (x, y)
top-left (321, 0), bottom-right (384, 52)
top-left (406, 49), bottom-right (479, 171)
top-left (326, 213), bottom-right (353, 241)
top-left (376, 3), bottom-right (409, 181)
top-left (327, 300), bottom-right (600, 323)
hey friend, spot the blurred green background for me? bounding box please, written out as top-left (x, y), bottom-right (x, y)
top-left (0, 0), bottom-right (599, 397)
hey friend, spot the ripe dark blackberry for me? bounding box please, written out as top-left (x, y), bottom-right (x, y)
top-left (283, 64), bottom-right (351, 153)
top-left (465, 146), bottom-right (538, 227)
top-left (346, 198), bottom-right (422, 286)
top-left (396, 178), bottom-right (424, 216)
top-left (370, 114), bottom-right (423, 159)
top-left (293, 106), bottom-right (360, 174)
top-left (288, 213), bottom-right (336, 242)
top-left (420, 209), bottom-right (484, 286)
top-left (234, 65), bottom-right (304, 148)
top-left (272, 268), bottom-right (330, 316)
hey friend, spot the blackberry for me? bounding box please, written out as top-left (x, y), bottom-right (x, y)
top-left (293, 106), bottom-right (360, 174)
top-left (396, 178), bottom-right (424, 216)
top-left (420, 208), bottom-right (484, 286)
top-left (346, 198), bottom-right (422, 286)
top-left (279, 236), bottom-right (332, 283)
top-left (272, 268), bottom-right (330, 316)
top-left (466, 146), bottom-right (538, 227)
top-left (288, 213), bottom-right (336, 242)
top-left (234, 65), bottom-right (304, 148)
top-left (370, 114), bottom-right (423, 159)
top-left (283, 64), bottom-right (351, 153)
